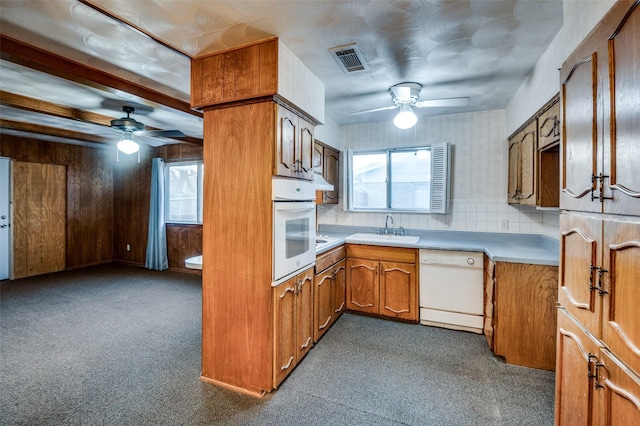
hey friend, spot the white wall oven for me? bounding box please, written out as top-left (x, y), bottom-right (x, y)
top-left (272, 178), bottom-right (316, 284)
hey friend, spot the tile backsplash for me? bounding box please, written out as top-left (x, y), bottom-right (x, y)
top-left (317, 109), bottom-right (560, 240)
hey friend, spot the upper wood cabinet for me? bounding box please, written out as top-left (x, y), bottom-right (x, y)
top-left (275, 104), bottom-right (314, 181)
top-left (191, 39), bottom-right (278, 109)
top-left (314, 141), bottom-right (340, 205)
top-left (508, 121), bottom-right (537, 205)
top-left (508, 96), bottom-right (559, 208)
top-left (560, 0), bottom-right (640, 215)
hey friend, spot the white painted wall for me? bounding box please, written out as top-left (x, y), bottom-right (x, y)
top-left (318, 1), bottom-right (619, 239)
top-left (318, 109), bottom-right (559, 237)
top-left (506, 0), bottom-right (617, 134)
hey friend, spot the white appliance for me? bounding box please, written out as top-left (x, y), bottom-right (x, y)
top-left (419, 249), bottom-right (484, 333)
top-left (272, 178), bottom-right (316, 284)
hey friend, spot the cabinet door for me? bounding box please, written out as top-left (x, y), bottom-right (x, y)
top-left (379, 261), bottom-right (417, 321)
top-left (598, 349), bottom-right (640, 425)
top-left (296, 270), bottom-right (314, 360)
top-left (314, 269), bottom-right (333, 342)
top-left (602, 219), bottom-right (640, 377)
top-left (560, 47), bottom-right (600, 213)
top-left (312, 142), bottom-right (323, 174)
top-left (346, 258), bottom-right (379, 314)
top-left (322, 146), bottom-right (340, 204)
top-left (555, 308), bottom-right (602, 426)
top-left (273, 278), bottom-right (297, 387)
top-left (298, 117), bottom-right (315, 180)
top-left (332, 260), bottom-right (346, 321)
top-left (603, 2), bottom-right (640, 216)
top-left (559, 213), bottom-right (603, 338)
top-left (276, 105), bottom-right (298, 178)
top-left (507, 137), bottom-right (521, 204)
top-left (538, 100), bottom-right (560, 150)
top-left (519, 121), bottom-right (537, 205)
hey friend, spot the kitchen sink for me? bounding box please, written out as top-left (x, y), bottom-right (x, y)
top-left (345, 233), bottom-right (420, 244)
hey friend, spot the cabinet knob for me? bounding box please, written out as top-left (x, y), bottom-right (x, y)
top-left (467, 258), bottom-right (475, 265)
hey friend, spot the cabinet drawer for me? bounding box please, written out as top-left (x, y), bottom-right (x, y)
top-left (316, 245), bottom-right (346, 272)
top-left (346, 244), bottom-right (416, 263)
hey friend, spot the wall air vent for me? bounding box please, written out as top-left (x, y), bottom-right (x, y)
top-left (328, 43), bottom-right (369, 73)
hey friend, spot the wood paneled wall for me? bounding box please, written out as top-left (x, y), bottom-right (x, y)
top-left (1, 135), bottom-right (114, 269)
top-left (1, 135), bottom-right (202, 273)
top-left (112, 148), bottom-right (153, 265)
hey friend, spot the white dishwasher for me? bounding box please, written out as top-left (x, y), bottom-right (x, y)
top-left (419, 249), bottom-right (484, 334)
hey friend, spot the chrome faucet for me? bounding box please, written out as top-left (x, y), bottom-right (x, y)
top-left (384, 214), bottom-right (394, 234)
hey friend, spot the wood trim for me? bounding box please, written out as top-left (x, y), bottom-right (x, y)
top-left (0, 35), bottom-right (201, 118)
top-left (1, 91), bottom-right (203, 146)
top-left (0, 119), bottom-right (109, 144)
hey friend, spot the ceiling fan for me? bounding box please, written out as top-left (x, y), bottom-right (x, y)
top-left (350, 82), bottom-right (470, 129)
top-left (110, 106), bottom-right (185, 161)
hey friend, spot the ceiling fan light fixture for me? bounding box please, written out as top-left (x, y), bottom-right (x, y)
top-left (393, 106), bottom-right (418, 129)
top-left (117, 132), bottom-right (139, 155)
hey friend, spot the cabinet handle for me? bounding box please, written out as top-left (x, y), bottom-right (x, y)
top-left (280, 356), bottom-right (294, 371)
top-left (318, 317), bottom-right (331, 330)
top-left (300, 337), bottom-right (312, 350)
top-left (334, 302), bottom-right (345, 313)
top-left (280, 286), bottom-right (296, 298)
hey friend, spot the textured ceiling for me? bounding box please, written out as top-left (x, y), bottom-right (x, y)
top-left (0, 0), bottom-right (563, 144)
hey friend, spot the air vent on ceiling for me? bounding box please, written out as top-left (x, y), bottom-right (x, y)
top-left (329, 43), bottom-right (369, 73)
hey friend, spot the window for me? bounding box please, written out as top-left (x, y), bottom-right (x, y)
top-left (165, 161), bottom-right (204, 224)
top-left (347, 143), bottom-right (451, 213)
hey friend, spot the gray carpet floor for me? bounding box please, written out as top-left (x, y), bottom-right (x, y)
top-left (1, 263), bottom-right (555, 425)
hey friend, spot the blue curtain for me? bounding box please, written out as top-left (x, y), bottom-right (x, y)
top-left (145, 158), bottom-right (168, 270)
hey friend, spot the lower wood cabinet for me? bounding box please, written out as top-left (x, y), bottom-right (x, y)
top-left (314, 245), bottom-right (346, 342)
top-left (346, 244), bottom-right (418, 322)
top-left (556, 308), bottom-right (640, 425)
top-left (273, 267), bottom-right (314, 388)
top-left (485, 260), bottom-right (558, 371)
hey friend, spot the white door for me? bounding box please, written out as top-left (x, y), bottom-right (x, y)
top-left (0, 157), bottom-right (11, 280)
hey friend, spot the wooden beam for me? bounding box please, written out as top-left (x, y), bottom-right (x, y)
top-left (0, 91), bottom-right (203, 146)
top-left (0, 35), bottom-right (202, 119)
top-left (1, 91), bottom-right (114, 126)
top-left (0, 119), bottom-right (111, 144)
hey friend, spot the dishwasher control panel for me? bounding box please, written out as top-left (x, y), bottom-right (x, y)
top-left (419, 250), bottom-right (483, 268)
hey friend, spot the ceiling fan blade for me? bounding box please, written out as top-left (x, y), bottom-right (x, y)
top-left (141, 129), bottom-right (185, 138)
top-left (414, 97), bottom-right (470, 108)
top-left (349, 105), bottom-right (399, 116)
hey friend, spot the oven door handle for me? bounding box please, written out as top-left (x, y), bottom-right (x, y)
top-left (274, 202), bottom-right (315, 212)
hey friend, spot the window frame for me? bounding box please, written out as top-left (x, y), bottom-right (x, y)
top-left (347, 143), bottom-right (451, 214)
top-left (164, 160), bottom-right (204, 225)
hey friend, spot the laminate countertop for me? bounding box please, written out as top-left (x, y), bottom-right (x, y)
top-left (316, 225), bottom-right (559, 266)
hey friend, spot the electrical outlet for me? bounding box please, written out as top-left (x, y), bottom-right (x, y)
top-left (126, 244), bottom-right (131, 252)
top-left (500, 219), bottom-right (509, 230)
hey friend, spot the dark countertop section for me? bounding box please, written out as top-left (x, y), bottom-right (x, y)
top-left (316, 225), bottom-right (559, 266)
